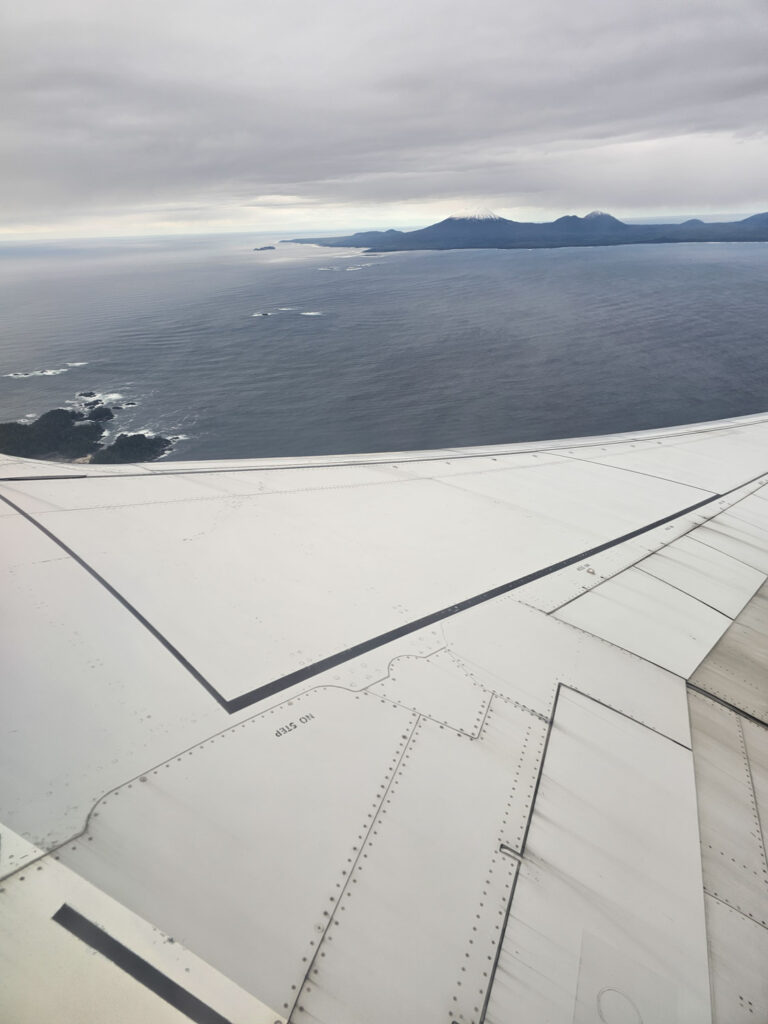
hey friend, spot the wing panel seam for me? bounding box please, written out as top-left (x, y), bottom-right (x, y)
top-left (2, 470), bottom-right (766, 715)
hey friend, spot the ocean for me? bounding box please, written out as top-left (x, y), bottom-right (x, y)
top-left (1, 234), bottom-right (767, 461)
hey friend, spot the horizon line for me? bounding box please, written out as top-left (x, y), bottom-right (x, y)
top-left (0, 209), bottom-right (763, 245)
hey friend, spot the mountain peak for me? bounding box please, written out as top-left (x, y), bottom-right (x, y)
top-left (583, 210), bottom-right (626, 226)
top-left (446, 207), bottom-right (503, 222)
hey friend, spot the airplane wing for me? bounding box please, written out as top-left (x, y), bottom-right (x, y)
top-left (1, 411), bottom-right (767, 1023)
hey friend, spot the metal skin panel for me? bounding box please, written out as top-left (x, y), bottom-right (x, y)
top-left (690, 583), bottom-right (768, 720)
top-left (514, 512), bottom-right (709, 613)
top-left (517, 481), bottom-right (767, 614)
top-left (2, 454), bottom-right (709, 705)
top-left (703, 895), bottom-right (768, 1024)
top-left (380, 450), bottom-right (563, 479)
top-left (723, 489), bottom-right (768, 529)
top-left (742, 718), bottom-right (768, 848)
top-left (485, 689), bottom-right (711, 1024)
top-left (442, 596), bottom-right (691, 745)
top-left (0, 514), bottom-right (232, 849)
top-left (369, 648), bottom-right (491, 734)
top-left (294, 702), bottom-right (547, 1024)
top-left (57, 688), bottom-right (415, 1015)
top-left (0, 463), bottom-right (405, 514)
top-left (561, 421), bottom-right (768, 493)
top-left (688, 693), bottom-right (768, 929)
top-left (688, 665), bottom-right (768, 1024)
top-left (2, 410), bottom-right (768, 1022)
top-left (691, 511), bottom-right (768, 575)
top-left (712, 501), bottom-right (768, 542)
top-left (555, 565), bottom-right (732, 679)
top-left (300, 622), bottom-right (446, 693)
top-left (0, 850), bottom-right (282, 1024)
top-left (387, 454), bottom-right (708, 540)
top-left (636, 534), bottom-right (765, 619)
top-left (737, 497), bottom-right (768, 533)
top-left (0, 823), bottom-right (42, 877)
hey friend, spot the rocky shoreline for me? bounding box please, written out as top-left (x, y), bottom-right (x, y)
top-left (0, 393), bottom-right (174, 464)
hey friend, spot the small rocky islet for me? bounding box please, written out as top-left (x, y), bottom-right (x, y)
top-left (0, 393), bottom-right (174, 464)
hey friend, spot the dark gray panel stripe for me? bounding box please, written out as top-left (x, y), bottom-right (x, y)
top-left (0, 491), bottom-right (228, 711)
top-left (53, 904), bottom-right (233, 1024)
top-left (225, 491), bottom-right (719, 712)
top-left (3, 469), bottom-right (767, 713)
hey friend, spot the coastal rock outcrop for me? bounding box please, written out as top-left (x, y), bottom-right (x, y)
top-left (0, 401), bottom-right (174, 464)
top-left (91, 432), bottom-right (172, 463)
top-left (0, 409), bottom-right (103, 460)
top-left (86, 405), bottom-right (114, 421)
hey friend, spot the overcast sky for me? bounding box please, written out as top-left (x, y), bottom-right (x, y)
top-left (2, 0), bottom-right (767, 238)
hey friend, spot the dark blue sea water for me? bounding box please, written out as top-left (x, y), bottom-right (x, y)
top-left (1, 234), bottom-right (767, 460)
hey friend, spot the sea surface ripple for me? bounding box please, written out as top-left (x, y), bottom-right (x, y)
top-left (1, 234), bottom-right (767, 460)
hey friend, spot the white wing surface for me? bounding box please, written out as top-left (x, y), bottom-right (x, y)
top-left (1, 412), bottom-right (767, 1023)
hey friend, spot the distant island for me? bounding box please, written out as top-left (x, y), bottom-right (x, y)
top-left (286, 210), bottom-right (768, 253)
top-left (253, 245), bottom-right (276, 251)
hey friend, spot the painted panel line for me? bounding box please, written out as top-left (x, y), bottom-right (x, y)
top-left (52, 904), bottom-right (233, 1024)
top-left (0, 491), bottom-right (228, 711)
top-left (2, 472), bottom-right (766, 715)
top-left (687, 683), bottom-right (768, 730)
top-left (226, 491), bottom-right (719, 712)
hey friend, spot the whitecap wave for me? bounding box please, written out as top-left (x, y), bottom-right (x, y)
top-left (277, 307), bottom-right (296, 311)
top-left (93, 392), bottom-right (125, 404)
top-left (4, 367), bottom-right (70, 378)
top-left (300, 311), bottom-right (323, 316)
top-left (69, 390), bottom-right (127, 407)
top-left (4, 361), bottom-right (90, 378)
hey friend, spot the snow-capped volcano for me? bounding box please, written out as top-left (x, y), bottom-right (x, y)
top-left (584, 210), bottom-right (625, 225)
top-left (446, 207), bottom-right (503, 221)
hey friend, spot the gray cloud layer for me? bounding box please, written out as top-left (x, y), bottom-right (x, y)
top-left (3, 0), bottom-right (767, 234)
